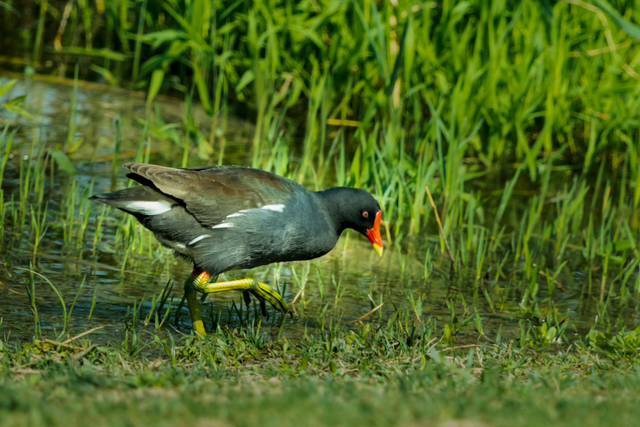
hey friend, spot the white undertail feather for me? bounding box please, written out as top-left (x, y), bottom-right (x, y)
top-left (113, 200), bottom-right (172, 215)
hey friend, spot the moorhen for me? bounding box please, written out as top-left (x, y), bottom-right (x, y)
top-left (90, 163), bottom-right (383, 335)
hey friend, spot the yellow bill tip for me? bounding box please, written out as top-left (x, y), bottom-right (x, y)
top-left (373, 243), bottom-right (383, 257)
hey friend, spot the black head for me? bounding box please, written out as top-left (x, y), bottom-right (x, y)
top-left (317, 187), bottom-right (383, 256)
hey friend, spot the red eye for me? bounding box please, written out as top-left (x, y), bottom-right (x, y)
top-left (362, 211), bottom-right (369, 218)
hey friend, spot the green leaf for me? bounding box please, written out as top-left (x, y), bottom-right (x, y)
top-left (161, 2), bottom-right (211, 51)
top-left (0, 79), bottom-right (17, 97)
top-left (351, 0), bottom-right (389, 84)
top-left (139, 30), bottom-right (188, 49)
top-left (387, 15), bottom-right (411, 98)
top-left (4, 94), bottom-right (25, 105)
top-left (0, 1), bottom-right (19, 15)
top-left (49, 149), bottom-right (77, 174)
top-left (403, 14), bottom-right (415, 83)
top-left (192, 61), bottom-right (213, 115)
top-left (591, 0), bottom-right (640, 39)
top-left (236, 70), bottom-right (255, 93)
top-left (90, 65), bottom-right (118, 85)
top-left (287, 77), bottom-right (303, 108)
top-left (2, 96), bottom-right (32, 118)
top-left (147, 69), bottom-right (165, 106)
top-left (349, 146), bottom-right (361, 187)
top-left (53, 47), bottom-right (128, 61)
top-left (0, 128), bottom-right (16, 181)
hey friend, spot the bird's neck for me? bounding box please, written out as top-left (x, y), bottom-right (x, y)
top-left (314, 187), bottom-right (357, 234)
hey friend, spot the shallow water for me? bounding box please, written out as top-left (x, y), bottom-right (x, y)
top-left (0, 74), bottom-right (636, 346)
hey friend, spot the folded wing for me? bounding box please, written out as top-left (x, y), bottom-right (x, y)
top-left (123, 163), bottom-right (295, 229)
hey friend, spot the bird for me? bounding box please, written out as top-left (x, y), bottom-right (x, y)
top-left (90, 162), bottom-right (384, 336)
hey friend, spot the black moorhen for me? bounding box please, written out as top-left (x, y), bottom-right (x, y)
top-left (90, 163), bottom-right (383, 335)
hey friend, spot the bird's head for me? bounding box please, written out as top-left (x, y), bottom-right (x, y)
top-left (322, 187), bottom-right (384, 257)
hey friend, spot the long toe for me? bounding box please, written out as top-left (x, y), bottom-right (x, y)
top-left (246, 290), bottom-right (269, 318)
top-left (259, 298), bottom-right (268, 318)
top-left (242, 290), bottom-right (252, 308)
top-left (252, 282), bottom-right (290, 315)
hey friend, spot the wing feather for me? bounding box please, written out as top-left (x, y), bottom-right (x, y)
top-left (122, 163), bottom-right (296, 228)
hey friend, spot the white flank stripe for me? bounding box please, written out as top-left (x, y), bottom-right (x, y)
top-left (226, 213), bottom-right (244, 218)
top-left (188, 235), bottom-right (210, 245)
top-left (114, 200), bottom-right (172, 215)
top-left (261, 204), bottom-right (285, 212)
top-left (212, 222), bottom-right (233, 229)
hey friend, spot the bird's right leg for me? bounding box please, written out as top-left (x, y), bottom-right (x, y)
top-left (184, 269), bottom-right (208, 336)
top-left (189, 272), bottom-right (289, 316)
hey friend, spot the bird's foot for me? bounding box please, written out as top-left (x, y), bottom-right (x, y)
top-left (190, 271), bottom-right (289, 317)
top-left (245, 280), bottom-right (290, 317)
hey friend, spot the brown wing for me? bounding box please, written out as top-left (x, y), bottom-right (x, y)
top-left (122, 163), bottom-right (296, 228)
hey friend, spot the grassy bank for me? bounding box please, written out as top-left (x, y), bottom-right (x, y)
top-left (3, 323), bottom-right (640, 427)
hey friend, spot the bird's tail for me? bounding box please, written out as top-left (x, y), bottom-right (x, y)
top-left (89, 186), bottom-right (176, 216)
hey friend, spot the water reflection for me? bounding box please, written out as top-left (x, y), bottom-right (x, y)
top-left (0, 73), bottom-right (255, 165)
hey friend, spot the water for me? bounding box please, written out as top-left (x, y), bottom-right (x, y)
top-left (0, 73), bottom-right (635, 346)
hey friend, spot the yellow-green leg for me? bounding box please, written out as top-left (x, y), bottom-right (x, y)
top-left (184, 272), bottom-right (207, 336)
top-left (184, 269), bottom-right (290, 336)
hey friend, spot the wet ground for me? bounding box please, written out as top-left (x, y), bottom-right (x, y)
top-left (0, 73), bottom-right (634, 345)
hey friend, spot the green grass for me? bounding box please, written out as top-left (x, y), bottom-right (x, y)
top-left (3, 324), bottom-right (640, 427)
